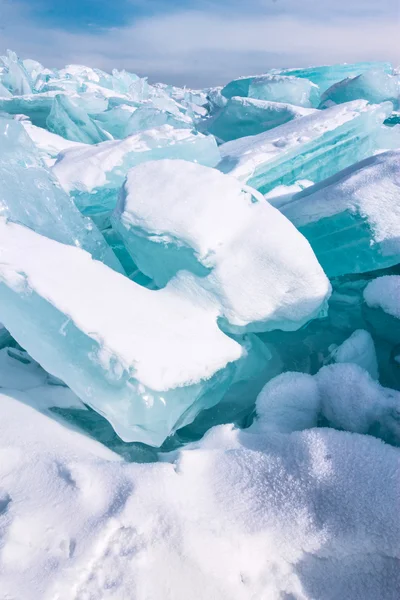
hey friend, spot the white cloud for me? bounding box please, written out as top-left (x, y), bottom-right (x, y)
top-left (0, 2), bottom-right (399, 86)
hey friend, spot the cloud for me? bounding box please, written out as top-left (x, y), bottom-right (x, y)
top-left (0, 0), bottom-right (399, 87)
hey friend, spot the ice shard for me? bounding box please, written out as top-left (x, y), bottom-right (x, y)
top-left (53, 125), bottom-right (220, 221)
top-left (218, 100), bottom-right (391, 194)
top-left (0, 116), bottom-right (122, 272)
top-left (0, 50), bottom-right (33, 95)
top-left (112, 159), bottom-right (330, 333)
top-left (206, 97), bottom-right (315, 142)
top-left (0, 218), bottom-right (270, 446)
top-left (282, 150), bottom-right (400, 277)
top-left (47, 94), bottom-right (111, 144)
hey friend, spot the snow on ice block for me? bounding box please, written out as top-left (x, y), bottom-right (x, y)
top-left (52, 125), bottom-right (221, 218)
top-left (282, 150), bottom-right (400, 277)
top-left (207, 96), bottom-right (315, 142)
top-left (0, 218), bottom-right (269, 445)
top-left (320, 69), bottom-right (400, 109)
top-left (255, 362), bottom-right (400, 444)
top-left (218, 100), bottom-right (391, 194)
top-left (112, 160), bottom-right (330, 333)
top-left (0, 116), bottom-right (122, 272)
top-left (328, 329), bottom-right (379, 380)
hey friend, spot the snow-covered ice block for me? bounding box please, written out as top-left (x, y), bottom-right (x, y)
top-left (0, 116), bottom-right (122, 272)
top-left (256, 362), bottom-right (400, 444)
top-left (282, 150), bottom-right (400, 277)
top-left (0, 218), bottom-right (270, 445)
top-left (53, 125), bottom-right (220, 218)
top-left (218, 100), bottom-right (391, 194)
top-left (112, 160), bottom-right (330, 333)
top-left (328, 329), bottom-right (379, 380)
top-left (206, 96), bottom-right (315, 142)
top-left (278, 61), bottom-right (393, 93)
top-left (320, 69), bottom-right (399, 109)
top-left (364, 276), bottom-right (400, 320)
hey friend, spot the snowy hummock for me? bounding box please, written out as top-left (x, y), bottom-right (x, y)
top-left (329, 329), bottom-right (379, 380)
top-left (218, 100), bottom-right (391, 193)
top-left (0, 388), bottom-right (399, 600)
top-left (112, 160), bottom-right (331, 332)
top-left (282, 150), bottom-right (400, 277)
top-left (364, 276), bottom-right (400, 320)
top-left (0, 218), bottom-right (251, 445)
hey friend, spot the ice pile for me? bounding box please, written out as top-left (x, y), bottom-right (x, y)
top-left (0, 51), bottom-right (400, 599)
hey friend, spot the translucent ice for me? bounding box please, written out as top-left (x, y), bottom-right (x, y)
top-left (221, 73), bottom-right (319, 107)
top-left (53, 126), bottom-right (220, 219)
top-left (320, 69), bottom-right (400, 109)
top-left (47, 94), bottom-right (112, 144)
top-left (0, 116), bottom-right (122, 272)
top-left (282, 150), bottom-right (400, 277)
top-left (206, 96), bottom-right (315, 142)
top-left (0, 49), bottom-right (33, 95)
top-left (0, 219), bottom-right (271, 445)
top-left (218, 100), bottom-right (391, 194)
top-left (277, 61), bottom-right (393, 93)
top-left (0, 92), bottom-right (58, 128)
top-left (112, 159), bottom-right (330, 333)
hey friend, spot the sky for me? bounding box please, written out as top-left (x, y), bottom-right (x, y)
top-left (0, 0), bottom-right (399, 87)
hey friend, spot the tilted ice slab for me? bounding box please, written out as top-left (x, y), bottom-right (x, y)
top-left (277, 61), bottom-right (393, 93)
top-left (46, 94), bottom-right (111, 144)
top-left (0, 116), bottom-right (122, 272)
top-left (112, 160), bottom-right (330, 333)
top-left (1, 388), bottom-right (400, 600)
top-left (0, 49), bottom-right (33, 95)
top-left (218, 100), bottom-right (391, 194)
top-left (0, 218), bottom-right (270, 445)
top-left (53, 125), bottom-right (220, 217)
top-left (282, 150), bottom-right (400, 277)
top-left (320, 69), bottom-right (400, 110)
top-left (206, 96), bottom-right (315, 142)
top-left (221, 73), bottom-right (319, 107)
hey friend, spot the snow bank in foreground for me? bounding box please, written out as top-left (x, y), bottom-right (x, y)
top-left (0, 388), bottom-right (399, 600)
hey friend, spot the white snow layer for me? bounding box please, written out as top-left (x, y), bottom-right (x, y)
top-left (364, 275), bottom-right (400, 319)
top-left (0, 378), bottom-right (399, 600)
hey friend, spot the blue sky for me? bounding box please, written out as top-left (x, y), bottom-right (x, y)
top-left (0, 0), bottom-right (399, 86)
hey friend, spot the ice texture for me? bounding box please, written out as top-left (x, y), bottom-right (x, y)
top-left (0, 116), bottom-right (122, 272)
top-left (0, 218), bottom-right (272, 446)
top-left (218, 100), bottom-right (391, 194)
top-left (112, 159), bottom-right (331, 332)
top-left (53, 125), bottom-right (220, 219)
top-left (282, 150), bottom-right (400, 277)
top-left (206, 96), bottom-right (315, 142)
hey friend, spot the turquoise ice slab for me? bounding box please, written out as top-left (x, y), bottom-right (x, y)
top-left (277, 62), bottom-right (393, 93)
top-left (0, 219), bottom-right (270, 446)
top-left (282, 150), bottom-right (400, 278)
top-left (0, 93), bottom-right (57, 128)
top-left (320, 70), bottom-right (399, 110)
top-left (0, 116), bottom-right (123, 273)
top-left (206, 96), bottom-right (315, 142)
top-left (218, 100), bottom-right (391, 194)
